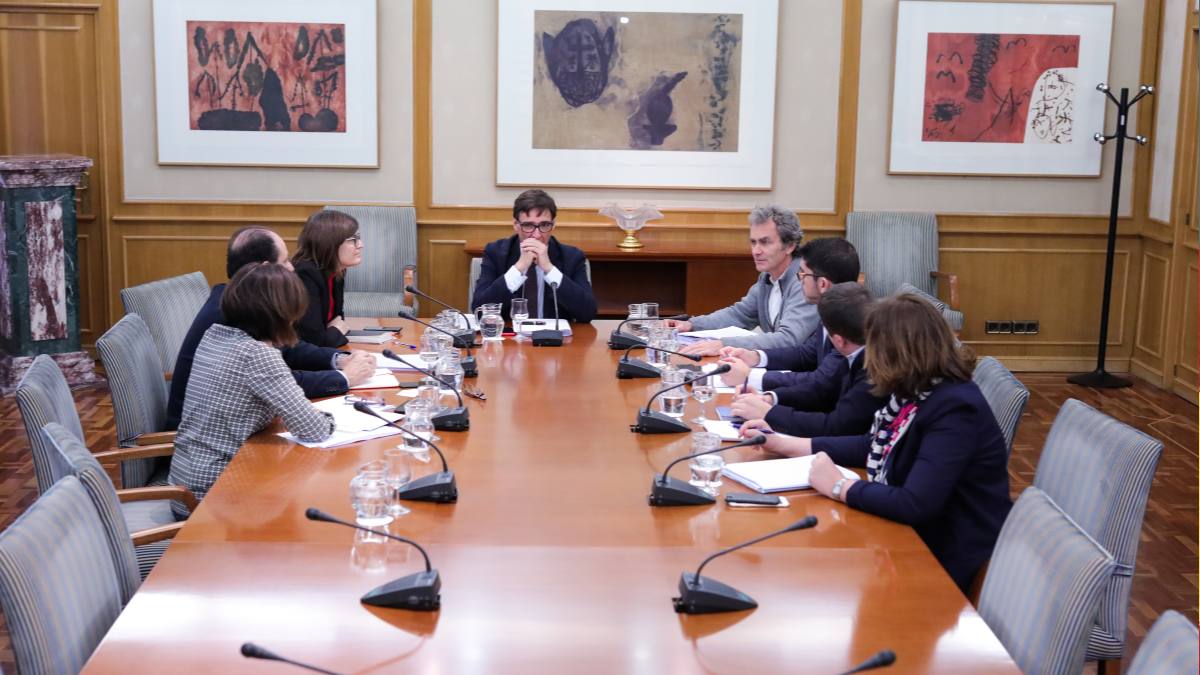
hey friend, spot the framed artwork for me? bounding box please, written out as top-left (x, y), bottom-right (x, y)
top-left (889, 1), bottom-right (1114, 176)
top-left (496, 0), bottom-right (779, 189)
top-left (152, 0), bottom-right (378, 167)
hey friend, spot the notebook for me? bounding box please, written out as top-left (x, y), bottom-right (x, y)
top-left (722, 455), bottom-right (859, 493)
top-left (345, 330), bottom-right (393, 344)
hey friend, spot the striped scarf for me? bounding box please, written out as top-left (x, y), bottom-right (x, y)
top-left (865, 384), bottom-right (936, 484)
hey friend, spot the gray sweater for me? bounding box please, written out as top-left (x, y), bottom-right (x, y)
top-left (688, 257), bottom-right (818, 349)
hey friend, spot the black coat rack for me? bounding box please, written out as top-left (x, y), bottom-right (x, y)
top-left (1068, 83), bottom-right (1153, 389)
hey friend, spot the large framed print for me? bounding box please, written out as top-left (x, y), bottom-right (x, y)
top-left (496, 0), bottom-right (779, 189)
top-left (889, 1), bottom-right (1114, 176)
top-left (152, 0), bottom-right (378, 167)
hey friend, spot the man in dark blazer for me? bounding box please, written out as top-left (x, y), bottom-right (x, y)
top-left (718, 237), bottom-right (860, 403)
top-left (165, 227), bottom-right (375, 430)
top-left (730, 283), bottom-right (884, 437)
top-left (471, 189), bottom-right (597, 323)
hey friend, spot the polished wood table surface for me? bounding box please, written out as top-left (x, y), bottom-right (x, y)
top-left (83, 321), bottom-right (1018, 674)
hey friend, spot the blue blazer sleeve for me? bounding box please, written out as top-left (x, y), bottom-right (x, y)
top-left (766, 353), bottom-right (847, 403)
top-left (552, 244), bottom-right (597, 323)
top-left (812, 434), bottom-right (872, 468)
top-left (763, 374), bottom-right (882, 438)
top-left (761, 330), bottom-right (821, 373)
top-left (471, 240), bottom-right (514, 310)
top-left (280, 341), bottom-right (348, 398)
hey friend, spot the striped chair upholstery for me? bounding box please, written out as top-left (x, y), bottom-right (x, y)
top-left (895, 282), bottom-right (964, 331)
top-left (978, 487), bottom-right (1116, 675)
top-left (0, 475), bottom-right (125, 675)
top-left (119, 271), bottom-right (210, 376)
top-left (324, 205), bottom-right (418, 318)
top-left (1126, 611), bottom-right (1199, 675)
top-left (96, 313), bottom-right (172, 489)
top-left (14, 355), bottom-right (86, 495)
top-left (848, 211), bottom-right (962, 329)
top-left (971, 356), bottom-right (1030, 458)
top-left (42, 422), bottom-right (173, 587)
top-left (468, 256), bottom-right (592, 309)
top-left (1034, 399), bottom-right (1164, 663)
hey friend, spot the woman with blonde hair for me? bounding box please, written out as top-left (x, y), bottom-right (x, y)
top-left (741, 294), bottom-right (1011, 591)
top-left (292, 209), bottom-right (364, 347)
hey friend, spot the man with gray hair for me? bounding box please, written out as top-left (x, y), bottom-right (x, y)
top-left (673, 205), bottom-right (818, 355)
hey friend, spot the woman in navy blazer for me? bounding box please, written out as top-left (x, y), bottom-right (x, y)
top-left (741, 294), bottom-right (1012, 591)
top-left (291, 210), bottom-right (363, 348)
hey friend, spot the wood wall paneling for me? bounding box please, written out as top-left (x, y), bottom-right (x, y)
top-left (1133, 245), bottom-right (1171, 366)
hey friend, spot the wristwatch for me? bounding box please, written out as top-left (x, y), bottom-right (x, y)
top-left (831, 478), bottom-right (849, 501)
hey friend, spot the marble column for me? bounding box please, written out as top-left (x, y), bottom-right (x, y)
top-left (0, 155), bottom-right (99, 393)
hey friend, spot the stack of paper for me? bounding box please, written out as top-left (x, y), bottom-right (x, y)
top-left (701, 419), bottom-right (742, 441)
top-left (378, 353), bottom-right (431, 371)
top-left (345, 330), bottom-right (393, 344)
top-left (278, 397), bottom-right (404, 448)
top-left (519, 319), bottom-right (572, 336)
top-left (350, 369), bottom-right (401, 390)
top-left (722, 455), bottom-right (859, 493)
top-left (677, 326), bottom-right (757, 344)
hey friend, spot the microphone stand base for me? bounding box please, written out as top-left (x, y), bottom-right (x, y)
top-left (397, 471), bottom-right (458, 503)
top-left (631, 410), bottom-right (691, 434)
top-left (672, 572), bottom-right (757, 614)
top-left (461, 356), bottom-right (478, 378)
top-left (608, 331), bottom-right (646, 350)
top-left (649, 476), bottom-right (717, 506)
top-left (432, 407), bottom-right (470, 431)
top-left (617, 357), bottom-right (661, 379)
top-left (361, 570), bottom-right (442, 611)
top-left (531, 330), bottom-right (564, 346)
top-left (1067, 369), bottom-right (1132, 389)
top-left (452, 332), bottom-right (476, 350)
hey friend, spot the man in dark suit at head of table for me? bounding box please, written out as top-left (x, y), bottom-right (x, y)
top-left (165, 227), bottom-right (377, 430)
top-left (470, 189), bottom-right (597, 323)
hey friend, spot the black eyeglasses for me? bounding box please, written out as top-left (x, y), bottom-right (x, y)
top-left (795, 269), bottom-right (822, 283)
top-left (518, 220), bottom-right (555, 233)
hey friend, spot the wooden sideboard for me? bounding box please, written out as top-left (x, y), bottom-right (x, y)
top-left (463, 241), bottom-right (759, 318)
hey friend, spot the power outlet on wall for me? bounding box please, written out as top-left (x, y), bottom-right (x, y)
top-left (985, 320), bottom-right (1038, 334)
top-left (1013, 320), bottom-right (1040, 335)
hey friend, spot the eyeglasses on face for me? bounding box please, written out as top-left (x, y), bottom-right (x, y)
top-left (343, 233), bottom-right (364, 246)
top-left (795, 269), bottom-right (822, 283)
top-left (518, 220), bottom-right (555, 233)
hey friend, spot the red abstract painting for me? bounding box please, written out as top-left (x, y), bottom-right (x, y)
top-left (922, 33), bottom-right (1079, 143)
top-left (187, 21), bottom-right (347, 133)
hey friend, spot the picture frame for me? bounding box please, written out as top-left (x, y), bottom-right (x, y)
top-left (889, 1), bottom-right (1114, 177)
top-left (152, 0), bottom-right (378, 168)
top-left (496, 0), bottom-right (779, 189)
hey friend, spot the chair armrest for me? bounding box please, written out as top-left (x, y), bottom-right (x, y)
top-left (930, 270), bottom-right (959, 308)
top-left (131, 522), bottom-right (184, 547)
top-left (403, 265), bottom-right (416, 307)
top-left (118, 485), bottom-right (199, 513)
top-left (857, 272), bottom-right (866, 285)
top-left (94, 443), bottom-right (175, 463)
top-left (134, 431), bottom-right (176, 446)
top-left (163, 371), bottom-right (173, 381)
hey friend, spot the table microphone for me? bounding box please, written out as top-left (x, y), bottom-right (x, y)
top-left (404, 284), bottom-right (476, 349)
top-left (617, 342), bottom-right (702, 379)
top-left (673, 515), bottom-right (818, 614)
top-left (838, 650), bottom-right (897, 674)
top-left (305, 508), bottom-right (441, 610)
top-left (649, 434), bottom-right (767, 506)
top-left (632, 364), bottom-right (731, 434)
top-left (381, 349), bottom-right (469, 431)
top-left (352, 401), bottom-right (458, 503)
top-left (608, 313), bottom-right (690, 350)
top-left (240, 642), bottom-right (343, 675)
top-left (531, 282), bottom-right (563, 346)
top-left (401, 315), bottom-right (477, 378)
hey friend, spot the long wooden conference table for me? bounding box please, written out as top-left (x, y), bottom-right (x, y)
top-left (83, 321), bottom-right (1018, 674)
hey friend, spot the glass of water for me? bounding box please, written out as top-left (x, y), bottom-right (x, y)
top-left (689, 454), bottom-right (725, 496)
top-left (383, 448), bottom-right (412, 517)
top-left (659, 368), bottom-right (688, 418)
top-left (626, 303), bottom-right (646, 339)
top-left (418, 330), bottom-right (441, 368)
top-left (690, 373), bottom-right (716, 424)
top-left (511, 297), bottom-right (530, 340)
top-left (349, 460), bottom-right (394, 527)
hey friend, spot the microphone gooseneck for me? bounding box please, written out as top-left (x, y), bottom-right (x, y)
top-left (839, 649), bottom-right (897, 674)
top-left (240, 642), bottom-right (344, 675)
top-left (402, 314), bottom-right (474, 358)
top-left (405, 285), bottom-right (475, 340)
top-left (692, 515), bottom-right (818, 581)
top-left (351, 401), bottom-right (450, 473)
top-left (305, 507), bottom-right (433, 572)
top-left (549, 281), bottom-right (561, 327)
top-left (643, 364), bottom-right (732, 414)
top-left (381, 349), bottom-right (465, 408)
top-left (621, 342), bottom-right (703, 362)
top-left (659, 434), bottom-right (766, 484)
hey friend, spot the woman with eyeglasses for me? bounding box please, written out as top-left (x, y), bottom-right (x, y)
top-left (292, 209), bottom-right (364, 347)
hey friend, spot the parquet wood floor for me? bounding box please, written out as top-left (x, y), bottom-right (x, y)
top-left (0, 375), bottom-right (1194, 673)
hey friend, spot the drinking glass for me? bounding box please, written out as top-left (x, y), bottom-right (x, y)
top-left (437, 349), bottom-right (465, 393)
top-left (476, 303), bottom-right (504, 341)
top-left (690, 373), bottom-right (716, 424)
top-left (689, 454), bottom-right (725, 496)
top-left (408, 393), bottom-right (440, 444)
top-left (511, 298), bottom-right (530, 340)
top-left (418, 331), bottom-right (441, 368)
top-left (383, 448), bottom-right (412, 517)
top-left (642, 302), bottom-right (660, 339)
top-left (659, 368), bottom-right (688, 418)
top-left (350, 526), bottom-right (389, 572)
top-left (349, 460), bottom-right (393, 527)
top-left (626, 303), bottom-right (646, 339)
